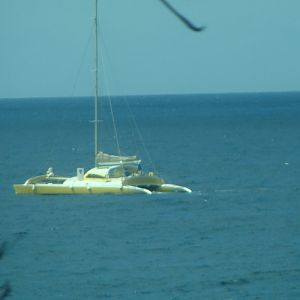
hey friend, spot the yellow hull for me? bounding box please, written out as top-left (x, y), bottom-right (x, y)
top-left (13, 184), bottom-right (152, 195)
top-left (13, 169), bottom-right (191, 195)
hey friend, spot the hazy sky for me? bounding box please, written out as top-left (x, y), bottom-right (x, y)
top-left (1, 0), bottom-right (300, 98)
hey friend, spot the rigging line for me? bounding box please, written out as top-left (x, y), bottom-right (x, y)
top-left (45, 23), bottom-right (93, 170)
top-left (94, 0), bottom-right (100, 163)
top-left (71, 23), bottom-right (94, 97)
top-left (159, 0), bottom-right (206, 32)
top-left (122, 98), bottom-right (159, 175)
top-left (98, 29), bottom-right (122, 159)
top-left (98, 41), bottom-right (159, 174)
top-left (98, 33), bottom-right (140, 160)
top-left (97, 31), bottom-right (158, 173)
top-left (108, 95), bottom-right (122, 158)
top-left (60, 22), bottom-right (93, 169)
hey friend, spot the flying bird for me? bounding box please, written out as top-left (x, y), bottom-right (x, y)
top-left (159, 0), bottom-right (206, 32)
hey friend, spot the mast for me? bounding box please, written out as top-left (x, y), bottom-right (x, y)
top-left (94, 0), bottom-right (99, 166)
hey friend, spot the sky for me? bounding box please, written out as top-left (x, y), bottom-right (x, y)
top-left (1, 0), bottom-right (300, 98)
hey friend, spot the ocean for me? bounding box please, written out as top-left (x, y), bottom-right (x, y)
top-left (0, 92), bottom-right (300, 299)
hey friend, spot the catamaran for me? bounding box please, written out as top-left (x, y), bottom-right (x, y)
top-left (13, 0), bottom-right (191, 195)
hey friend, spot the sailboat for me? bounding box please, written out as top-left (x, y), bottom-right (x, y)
top-left (13, 0), bottom-right (191, 195)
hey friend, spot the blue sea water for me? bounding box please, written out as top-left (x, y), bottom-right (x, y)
top-left (0, 92), bottom-right (300, 299)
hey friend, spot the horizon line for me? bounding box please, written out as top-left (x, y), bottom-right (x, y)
top-left (0, 90), bottom-right (300, 100)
